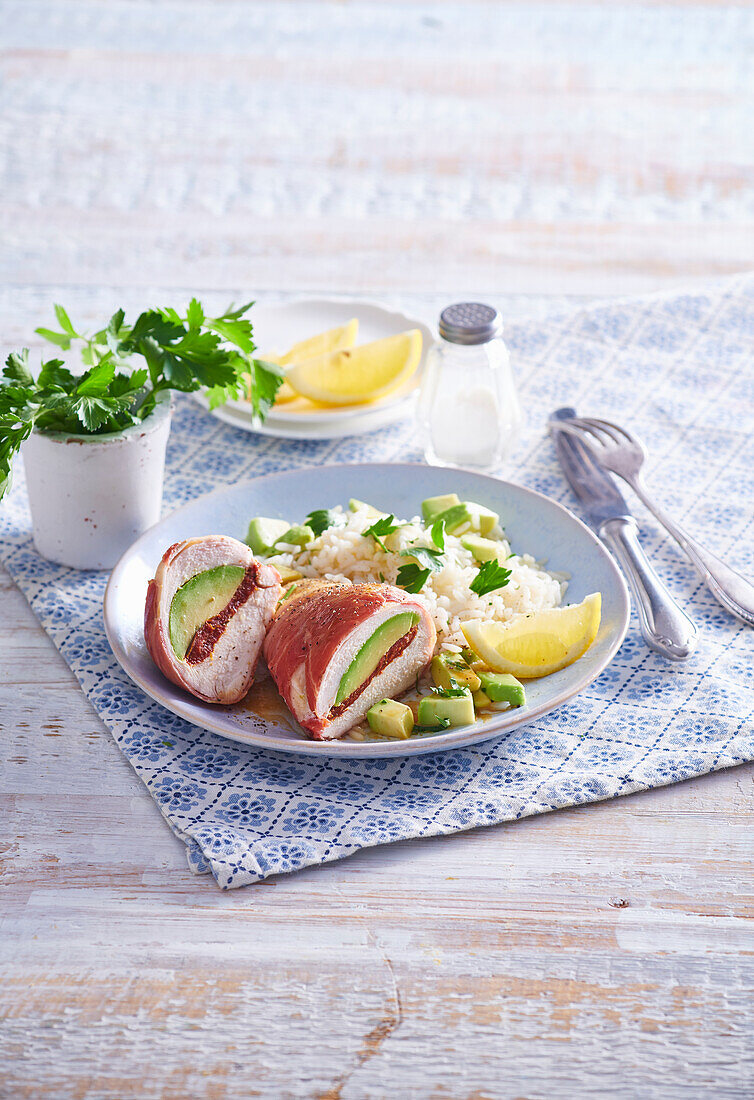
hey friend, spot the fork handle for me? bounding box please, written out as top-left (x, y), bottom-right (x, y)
top-left (600, 517), bottom-right (697, 660)
top-left (628, 477), bottom-right (754, 627)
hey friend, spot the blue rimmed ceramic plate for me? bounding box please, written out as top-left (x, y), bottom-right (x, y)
top-left (104, 463), bottom-right (630, 758)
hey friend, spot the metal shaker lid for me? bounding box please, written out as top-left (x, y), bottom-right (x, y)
top-left (438, 302), bottom-right (503, 345)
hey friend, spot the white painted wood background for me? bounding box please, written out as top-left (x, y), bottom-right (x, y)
top-left (1, 2), bottom-right (753, 1097)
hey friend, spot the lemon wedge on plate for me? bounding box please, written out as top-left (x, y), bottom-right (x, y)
top-left (285, 329), bottom-right (423, 406)
top-left (273, 380), bottom-right (311, 407)
top-left (267, 319), bottom-right (359, 406)
top-left (461, 593), bottom-right (602, 679)
top-left (277, 319), bottom-right (359, 367)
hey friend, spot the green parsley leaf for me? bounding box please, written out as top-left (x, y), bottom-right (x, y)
top-left (108, 308), bottom-right (125, 336)
top-left (470, 559), bottom-right (512, 597)
top-left (0, 384), bottom-right (37, 419)
top-left (127, 309), bottom-right (184, 348)
top-left (305, 509), bottom-right (342, 537)
top-left (108, 368), bottom-right (148, 399)
top-left (430, 517), bottom-right (446, 551)
top-left (186, 298), bottom-right (204, 329)
top-left (104, 310), bottom-right (128, 356)
top-left (246, 359), bottom-right (284, 421)
top-left (400, 546), bottom-right (444, 573)
top-left (364, 513), bottom-right (402, 552)
top-left (207, 316), bottom-right (255, 355)
top-left (35, 326), bottom-right (72, 350)
top-left (217, 300), bottom-right (255, 322)
top-left (414, 717), bottom-right (452, 733)
top-left (396, 562), bottom-right (431, 593)
top-left (68, 395), bottom-right (128, 433)
top-left (0, 413), bottom-right (35, 496)
top-left (37, 359), bottom-right (74, 391)
top-left (54, 304), bottom-right (77, 337)
top-left (433, 686), bottom-right (469, 699)
top-left (4, 350), bottom-right (34, 387)
top-left (76, 360), bottom-right (116, 397)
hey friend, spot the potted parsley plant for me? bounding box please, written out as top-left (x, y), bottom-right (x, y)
top-left (0, 300), bottom-right (282, 568)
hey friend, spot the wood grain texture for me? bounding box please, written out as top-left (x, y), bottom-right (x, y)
top-left (1, 1), bottom-right (753, 1097)
top-left (1, 1), bottom-right (753, 296)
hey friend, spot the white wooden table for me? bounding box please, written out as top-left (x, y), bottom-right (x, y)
top-left (2, 3), bottom-right (753, 1097)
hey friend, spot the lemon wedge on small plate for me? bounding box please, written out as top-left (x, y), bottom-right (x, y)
top-left (461, 593), bottom-right (602, 679)
top-left (285, 329), bottom-right (423, 406)
top-left (270, 319), bottom-right (359, 405)
top-left (276, 318), bottom-right (359, 367)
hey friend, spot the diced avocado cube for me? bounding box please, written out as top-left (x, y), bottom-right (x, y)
top-left (275, 565), bottom-right (303, 584)
top-left (349, 498), bottom-right (386, 520)
top-left (276, 524), bottom-right (314, 548)
top-left (434, 502), bottom-right (472, 534)
top-left (464, 502), bottom-right (500, 536)
top-left (472, 688), bottom-right (492, 709)
top-left (461, 646), bottom-right (486, 671)
top-left (367, 699), bottom-right (414, 740)
top-left (477, 671), bottom-right (526, 707)
top-left (417, 690), bottom-right (475, 729)
top-left (421, 493), bottom-right (460, 523)
top-left (431, 653), bottom-right (481, 693)
top-left (461, 534), bottom-right (506, 564)
top-left (245, 517), bottom-right (291, 556)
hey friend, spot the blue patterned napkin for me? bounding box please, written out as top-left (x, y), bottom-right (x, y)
top-left (3, 277), bottom-right (753, 888)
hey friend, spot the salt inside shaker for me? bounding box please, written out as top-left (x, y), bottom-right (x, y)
top-left (417, 302), bottom-right (522, 472)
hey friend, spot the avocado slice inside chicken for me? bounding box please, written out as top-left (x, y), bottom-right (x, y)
top-left (169, 565), bottom-right (245, 660)
top-left (335, 611), bottom-right (419, 705)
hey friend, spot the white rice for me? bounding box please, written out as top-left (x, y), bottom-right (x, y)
top-left (267, 503), bottom-right (568, 653)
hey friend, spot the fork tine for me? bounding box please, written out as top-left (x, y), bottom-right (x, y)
top-left (549, 419), bottom-right (605, 455)
top-left (562, 418), bottom-right (612, 447)
top-left (578, 417), bottom-right (633, 445)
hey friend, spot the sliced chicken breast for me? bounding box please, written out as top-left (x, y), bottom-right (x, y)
top-left (144, 535), bottom-right (281, 704)
top-left (264, 580), bottom-right (436, 740)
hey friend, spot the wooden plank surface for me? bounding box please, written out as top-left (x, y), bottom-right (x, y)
top-left (2, 1), bottom-right (753, 296)
top-left (2, 564), bottom-right (753, 1099)
top-left (1, 2), bottom-right (753, 1097)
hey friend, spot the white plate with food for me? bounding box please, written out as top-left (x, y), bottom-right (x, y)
top-left (194, 299), bottom-right (434, 439)
top-left (104, 464), bottom-right (630, 758)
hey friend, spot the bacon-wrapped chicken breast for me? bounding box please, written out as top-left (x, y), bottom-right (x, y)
top-left (264, 580), bottom-right (436, 740)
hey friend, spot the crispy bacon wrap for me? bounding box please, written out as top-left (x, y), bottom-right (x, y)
top-left (144, 535), bottom-right (281, 704)
top-left (264, 580), bottom-right (436, 740)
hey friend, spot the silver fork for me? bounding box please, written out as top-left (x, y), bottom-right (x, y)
top-left (557, 417), bottom-right (754, 627)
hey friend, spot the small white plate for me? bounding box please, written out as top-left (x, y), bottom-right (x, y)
top-left (104, 464), bottom-right (630, 759)
top-left (194, 298), bottom-right (434, 439)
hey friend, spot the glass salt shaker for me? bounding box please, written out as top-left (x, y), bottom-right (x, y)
top-left (417, 302), bottom-right (523, 472)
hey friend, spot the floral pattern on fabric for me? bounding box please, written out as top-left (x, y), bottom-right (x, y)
top-left (2, 276), bottom-right (753, 888)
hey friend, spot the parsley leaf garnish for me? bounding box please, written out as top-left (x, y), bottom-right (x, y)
top-left (364, 513), bottom-right (402, 552)
top-left (305, 508), bottom-right (342, 537)
top-left (396, 562), bottom-right (431, 593)
top-left (414, 717), bottom-right (452, 733)
top-left (430, 517), bottom-right (446, 551)
top-left (434, 686), bottom-right (470, 698)
top-left (470, 559), bottom-right (512, 597)
top-left (399, 546), bottom-right (444, 573)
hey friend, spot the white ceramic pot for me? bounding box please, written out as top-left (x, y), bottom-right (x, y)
top-left (22, 392), bottom-right (172, 569)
